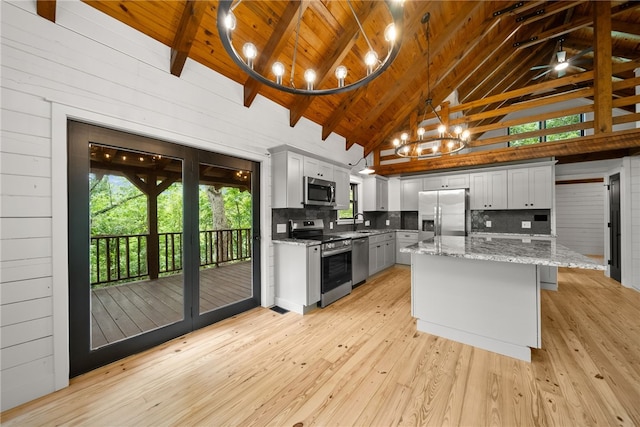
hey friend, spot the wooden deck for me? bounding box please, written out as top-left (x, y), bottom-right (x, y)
top-left (91, 261), bottom-right (252, 348)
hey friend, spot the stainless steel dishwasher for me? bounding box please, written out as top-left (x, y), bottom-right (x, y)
top-left (351, 236), bottom-right (369, 287)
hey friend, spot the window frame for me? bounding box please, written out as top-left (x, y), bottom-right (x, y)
top-left (508, 113), bottom-right (584, 147)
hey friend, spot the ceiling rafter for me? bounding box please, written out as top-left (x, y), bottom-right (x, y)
top-left (363, 9), bottom-right (522, 155)
top-left (515, 1), bottom-right (640, 50)
top-left (243, 1), bottom-right (309, 108)
top-left (170, 0), bottom-right (208, 77)
top-left (343, 2), bottom-right (483, 149)
top-left (288, 1), bottom-right (379, 128)
top-left (515, 1), bottom-right (583, 27)
top-left (37, 0), bottom-right (56, 22)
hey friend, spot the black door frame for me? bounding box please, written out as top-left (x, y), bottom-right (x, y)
top-left (608, 173), bottom-right (621, 282)
top-left (68, 120), bottom-right (260, 377)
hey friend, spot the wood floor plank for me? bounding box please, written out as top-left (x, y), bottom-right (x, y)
top-left (3, 266), bottom-right (640, 426)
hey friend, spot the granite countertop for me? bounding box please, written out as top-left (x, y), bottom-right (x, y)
top-left (272, 229), bottom-right (414, 246)
top-left (401, 235), bottom-right (605, 270)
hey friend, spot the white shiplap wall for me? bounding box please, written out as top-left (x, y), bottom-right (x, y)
top-left (555, 182), bottom-right (605, 256)
top-left (631, 157), bottom-right (640, 291)
top-left (0, 0), bottom-right (362, 410)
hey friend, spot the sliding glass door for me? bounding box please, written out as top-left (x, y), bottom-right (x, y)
top-left (68, 121), bottom-right (260, 376)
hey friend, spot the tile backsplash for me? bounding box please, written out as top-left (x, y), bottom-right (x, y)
top-left (471, 209), bottom-right (551, 234)
top-left (271, 208), bottom-right (401, 239)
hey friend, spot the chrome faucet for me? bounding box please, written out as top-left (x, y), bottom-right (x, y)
top-left (353, 212), bottom-right (365, 231)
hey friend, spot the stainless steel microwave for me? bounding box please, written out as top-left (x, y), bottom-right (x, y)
top-left (304, 176), bottom-right (336, 207)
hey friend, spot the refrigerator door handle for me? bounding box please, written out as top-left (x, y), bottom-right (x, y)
top-left (434, 206), bottom-right (438, 236)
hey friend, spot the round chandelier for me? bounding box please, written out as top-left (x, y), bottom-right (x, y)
top-left (393, 12), bottom-right (470, 159)
top-left (217, 0), bottom-right (405, 96)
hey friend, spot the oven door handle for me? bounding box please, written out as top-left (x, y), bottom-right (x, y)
top-left (322, 246), bottom-right (352, 257)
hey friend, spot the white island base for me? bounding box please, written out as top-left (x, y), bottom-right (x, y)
top-left (411, 254), bottom-right (541, 362)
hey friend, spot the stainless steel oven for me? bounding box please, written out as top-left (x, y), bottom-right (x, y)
top-left (320, 239), bottom-right (352, 307)
top-left (289, 219), bottom-right (352, 307)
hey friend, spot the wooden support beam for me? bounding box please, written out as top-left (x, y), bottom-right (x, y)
top-left (37, 0), bottom-right (56, 22)
top-left (593, 0), bottom-right (613, 134)
top-left (170, 0), bottom-right (207, 77)
top-left (373, 129), bottom-right (640, 175)
top-left (243, 1), bottom-right (307, 108)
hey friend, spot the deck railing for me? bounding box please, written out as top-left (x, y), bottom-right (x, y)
top-left (90, 228), bottom-right (252, 286)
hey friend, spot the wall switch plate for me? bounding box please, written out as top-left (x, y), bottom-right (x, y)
top-left (522, 221), bottom-right (531, 229)
top-left (365, 220), bottom-right (370, 226)
top-left (486, 220), bottom-right (492, 228)
top-left (330, 221), bottom-right (334, 229)
top-left (276, 223), bottom-right (287, 233)
top-left (386, 219), bottom-right (390, 226)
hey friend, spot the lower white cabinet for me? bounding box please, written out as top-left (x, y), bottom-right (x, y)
top-left (274, 243), bottom-right (321, 314)
top-left (396, 231), bottom-right (419, 265)
top-left (369, 232), bottom-right (395, 275)
top-left (538, 265), bottom-right (558, 291)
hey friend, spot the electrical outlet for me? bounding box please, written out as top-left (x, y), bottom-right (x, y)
top-left (276, 223), bottom-right (287, 233)
top-left (365, 220), bottom-right (370, 226)
top-left (330, 221), bottom-right (334, 229)
top-left (385, 219), bottom-right (390, 226)
top-left (522, 221), bottom-right (531, 229)
top-left (486, 220), bottom-right (492, 228)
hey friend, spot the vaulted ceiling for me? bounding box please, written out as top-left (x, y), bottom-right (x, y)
top-left (38, 1), bottom-right (640, 174)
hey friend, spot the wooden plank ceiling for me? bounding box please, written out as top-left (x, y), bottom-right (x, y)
top-left (39, 1), bottom-right (640, 175)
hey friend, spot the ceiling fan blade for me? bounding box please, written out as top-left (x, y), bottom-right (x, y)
top-left (530, 65), bottom-right (551, 70)
top-left (532, 69), bottom-right (552, 80)
top-left (569, 47), bottom-right (593, 62)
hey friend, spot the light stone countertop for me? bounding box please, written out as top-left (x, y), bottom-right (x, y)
top-left (272, 229), bottom-right (409, 246)
top-left (401, 235), bottom-right (605, 270)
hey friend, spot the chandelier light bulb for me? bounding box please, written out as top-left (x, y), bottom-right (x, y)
top-left (403, 146), bottom-right (409, 154)
top-left (400, 132), bottom-right (409, 142)
top-left (416, 147), bottom-right (422, 155)
top-left (272, 62), bottom-right (285, 85)
top-left (433, 144), bottom-right (439, 152)
top-left (447, 141), bottom-right (454, 149)
top-left (304, 69), bottom-right (316, 90)
top-left (242, 43), bottom-right (257, 69)
top-left (335, 65), bottom-right (347, 88)
top-left (417, 127), bottom-right (425, 139)
top-left (462, 129), bottom-right (470, 140)
top-left (454, 126), bottom-right (463, 135)
top-left (437, 124), bottom-right (446, 136)
top-left (364, 50), bottom-right (378, 75)
top-left (384, 24), bottom-right (397, 43)
top-left (224, 11), bottom-right (236, 30)
top-left (393, 138), bottom-right (400, 146)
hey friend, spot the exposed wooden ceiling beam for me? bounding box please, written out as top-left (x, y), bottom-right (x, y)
top-left (593, 0), bottom-right (613, 134)
top-left (170, 0), bottom-right (208, 77)
top-left (373, 129), bottom-right (640, 176)
top-left (516, 1), bottom-right (583, 27)
top-left (288, 2), bottom-right (379, 128)
top-left (362, 5), bottom-right (521, 155)
top-left (243, 1), bottom-right (309, 108)
top-left (37, 0), bottom-right (56, 22)
top-left (611, 18), bottom-right (640, 35)
top-left (515, 1), bottom-right (640, 50)
top-left (345, 2), bottom-right (482, 149)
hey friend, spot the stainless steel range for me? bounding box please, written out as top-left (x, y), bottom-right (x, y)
top-left (289, 219), bottom-right (352, 307)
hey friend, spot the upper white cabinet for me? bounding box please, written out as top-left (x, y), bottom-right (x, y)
top-left (363, 176), bottom-right (389, 211)
top-left (304, 157), bottom-right (333, 181)
top-left (271, 150), bottom-right (304, 209)
top-left (423, 173), bottom-right (469, 190)
top-left (507, 166), bottom-right (553, 209)
top-left (401, 178), bottom-right (422, 211)
top-left (470, 170), bottom-right (507, 210)
top-left (333, 167), bottom-right (350, 210)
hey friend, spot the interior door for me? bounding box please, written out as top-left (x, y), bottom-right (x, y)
top-left (68, 121), bottom-right (260, 377)
top-left (609, 173), bottom-right (621, 282)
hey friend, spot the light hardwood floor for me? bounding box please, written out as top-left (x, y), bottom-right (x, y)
top-left (2, 265), bottom-right (639, 426)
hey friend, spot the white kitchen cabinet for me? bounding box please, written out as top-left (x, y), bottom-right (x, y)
top-left (271, 150), bottom-right (304, 209)
top-left (274, 243), bottom-right (321, 314)
top-left (401, 178), bottom-right (422, 211)
top-left (469, 170), bottom-right (507, 210)
top-left (538, 265), bottom-right (558, 291)
top-left (396, 230), bottom-right (419, 265)
top-left (363, 176), bottom-right (389, 211)
top-left (369, 232), bottom-right (395, 275)
top-left (507, 166), bottom-right (552, 209)
top-left (333, 166), bottom-right (350, 210)
top-left (423, 173), bottom-right (469, 190)
top-left (304, 156), bottom-right (334, 181)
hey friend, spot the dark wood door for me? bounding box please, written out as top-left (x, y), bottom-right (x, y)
top-left (609, 173), bottom-right (621, 282)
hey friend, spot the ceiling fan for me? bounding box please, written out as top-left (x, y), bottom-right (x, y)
top-left (530, 41), bottom-right (593, 80)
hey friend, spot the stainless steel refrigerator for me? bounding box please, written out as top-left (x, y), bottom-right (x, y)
top-left (418, 189), bottom-right (467, 239)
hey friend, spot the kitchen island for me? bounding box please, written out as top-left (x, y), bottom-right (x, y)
top-left (401, 235), bottom-right (605, 362)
